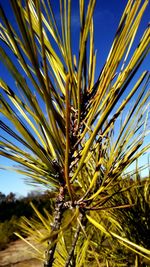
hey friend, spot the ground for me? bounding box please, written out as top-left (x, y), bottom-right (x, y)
top-left (0, 239), bottom-right (42, 267)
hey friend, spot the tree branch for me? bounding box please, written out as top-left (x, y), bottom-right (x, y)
top-left (64, 213), bottom-right (83, 267)
top-left (44, 186), bottom-right (65, 267)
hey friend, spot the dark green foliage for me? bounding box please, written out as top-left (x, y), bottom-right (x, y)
top-left (107, 178), bottom-right (150, 249)
top-left (0, 191), bottom-right (54, 222)
top-left (0, 191), bottom-right (54, 250)
top-left (0, 216), bottom-right (20, 250)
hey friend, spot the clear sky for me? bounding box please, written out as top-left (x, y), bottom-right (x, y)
top-left (0, 0), bottom-right (149, 196)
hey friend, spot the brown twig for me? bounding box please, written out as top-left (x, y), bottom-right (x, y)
top-left (44, 186), bottom-right (65, 267)
top-left (64, 213), bottom-right (83, 267)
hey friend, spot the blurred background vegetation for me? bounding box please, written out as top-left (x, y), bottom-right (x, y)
top-left (0, 190), bottom-right (54, 250)
top-left (0, 173), bottom-right (149, 266)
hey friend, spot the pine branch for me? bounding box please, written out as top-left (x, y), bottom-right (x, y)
top-left (64, 213), bottom-right (83, 267)
top-left (44, 186), bottom-right (65, 267)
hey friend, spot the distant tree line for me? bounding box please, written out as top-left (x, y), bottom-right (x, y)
top-left (0, 191), bottom-right (54, 250)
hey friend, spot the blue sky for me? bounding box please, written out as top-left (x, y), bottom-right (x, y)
top-left (0, 0), bottom-right (149, 196)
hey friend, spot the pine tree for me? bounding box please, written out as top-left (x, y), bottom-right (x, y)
top-left (0, 0), bottom-right (149, 266)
